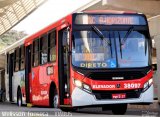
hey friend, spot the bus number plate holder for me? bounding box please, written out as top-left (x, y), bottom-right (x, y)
top-left (112, 93), bottom-right (126, 99)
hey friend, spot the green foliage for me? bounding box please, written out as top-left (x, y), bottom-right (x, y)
top-left (0, 30), bottom-right (28, 49)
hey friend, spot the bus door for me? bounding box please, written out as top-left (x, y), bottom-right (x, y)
top-left (25, 45), bottom-right (32, 103)
top-left (8, 53), bottom-right (14, 102)
top-left (58, 24), bottom-right (71, 106)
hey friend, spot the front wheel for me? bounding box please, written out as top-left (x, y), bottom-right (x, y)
top-left (53, 92), bottom-right (58, 108)
top-left (112, 104), bottom-right (127, 115)
top-left (60, 107), bottom-right (77, 112)
top-left (50, 88), bottom-right (59, 108)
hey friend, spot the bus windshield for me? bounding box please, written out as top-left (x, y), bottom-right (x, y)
top-left (116, 31), bottom-right (148, 68)
top-left (72, 30), bottom-right (149, 69)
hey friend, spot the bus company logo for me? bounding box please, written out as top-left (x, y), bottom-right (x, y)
top-left (112, 77), bottom-right (124, 80)
top-left (92, 85), bottom-right (115, 89)
top-left (116, 84), bottom-right (121, 88)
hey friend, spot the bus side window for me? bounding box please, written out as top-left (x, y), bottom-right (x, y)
top-left (14, 48), bottom-right (20, 72)
top-left (48, 30), bottom-right (56, 62)
top-left (40, 34), bottom-right (48, 65)
top-left (32, 39), bottom-right (39, 67)
top-left (20, 45), bottom-right (25, 70)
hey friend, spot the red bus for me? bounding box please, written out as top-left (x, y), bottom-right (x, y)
top-left (3, 10), bottom-right (153, 115)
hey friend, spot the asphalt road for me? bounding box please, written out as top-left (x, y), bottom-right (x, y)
top-left (0, 102), bottom-right (159, 117)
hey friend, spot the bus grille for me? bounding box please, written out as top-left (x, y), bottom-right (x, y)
top-left (92, 89), bottom-right (142, 100)
top-left (87, 71), bottom-right (145, 81)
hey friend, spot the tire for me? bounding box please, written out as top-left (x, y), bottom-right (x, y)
top-left (2, 92), bottom-right (6, 102)
top-left (17, 90), bottom-right (22, 107)
top-left (102, 105), bottom-right (112, 111)
top-left (112, 104), bottom-right (127, 115)
top-left (50, 88), bottom-right (59, 108)
top-left (60, 107), bottom-right (77, 112)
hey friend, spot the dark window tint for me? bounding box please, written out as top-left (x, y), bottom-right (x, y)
top-left (48, 31), bottom-right (56, 62)
top-left (33, 39), bottom-right (39, 53)
top-left (33, 39), bottom-right (39, 67)
top-left (14, 48), bottom-right (20, 71)
top-left (40, 35), bottom-right (48, 64)
top-left (20, 46), bottom-right (25, 70)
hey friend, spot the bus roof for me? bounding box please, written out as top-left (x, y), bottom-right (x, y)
top-left (83, 10), bottom-right (137, 14)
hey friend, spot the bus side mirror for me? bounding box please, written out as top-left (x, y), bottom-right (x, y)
top-left (152, 64), bottom-right (157, 71)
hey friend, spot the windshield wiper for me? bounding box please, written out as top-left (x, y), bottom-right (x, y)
top-left (145, 38), bottom-right (147, 55)
top-left (118, 26), bottom-right (134, 58)
top-left (109, 32), bottom-right (113, 58)
top-left (91, 26), bottom-right (110, 45)
top-left (118, 32), bottom-right (123, 59)
top-left (121, 26), bottom-right (134, 45)
top-left (91, 26), bottom-right (113, 57)
top-left (142, 31), bottom-right (148, 55)
top-left (91, 26), bottom-right (104, 38)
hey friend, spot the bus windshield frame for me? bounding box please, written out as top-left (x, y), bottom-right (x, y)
top-left (71, 13), bottom-right (151, 70)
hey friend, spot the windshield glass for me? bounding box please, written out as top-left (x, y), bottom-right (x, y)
top-left (72, 31), bottom-right (117, 68)
top-left (116, 31), bottom-right (148, 68)
top-left (72, 30), bottom-right (149, 69)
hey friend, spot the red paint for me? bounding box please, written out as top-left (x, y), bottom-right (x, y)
top-left (64, 98), bottom-right (70, 105)
top-left (82, 71), bottom-right (153, 91)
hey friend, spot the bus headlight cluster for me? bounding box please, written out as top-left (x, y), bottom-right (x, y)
top-left (73, 79), bottom-right (92, 93)
top-left (74, 79), bottom-right (83, 88)
top-left (143, 79), bottom-right (153, 92)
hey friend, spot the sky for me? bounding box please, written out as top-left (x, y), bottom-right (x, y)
top-left (13, 0), bottom-right (92, 35)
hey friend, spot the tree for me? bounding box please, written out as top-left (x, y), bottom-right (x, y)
top-left (0, 30), bottom-right (28, 49)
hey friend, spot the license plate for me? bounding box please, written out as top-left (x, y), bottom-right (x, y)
top-left (112, 93), bottom-right (126, 99)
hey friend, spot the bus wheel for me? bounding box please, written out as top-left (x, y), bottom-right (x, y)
top-left (52, 89), bottom-right (58, 108)
top-left (111, 104), bottom-right (127, 115)
top-left (60, 107), bottom-right (77, 112)
top-left (17, 90), bottom-right (22, 107)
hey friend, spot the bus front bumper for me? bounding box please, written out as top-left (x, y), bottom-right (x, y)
top-left (71, 85), bottom-right (153, 107)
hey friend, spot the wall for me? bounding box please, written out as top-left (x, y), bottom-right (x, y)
top-left (148, 16), bottom-right (160, 100)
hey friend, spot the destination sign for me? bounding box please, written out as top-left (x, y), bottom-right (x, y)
top-left (88, 16), bottom-right (136, 25)
top-left (74, 14), bottom-right (146, 25)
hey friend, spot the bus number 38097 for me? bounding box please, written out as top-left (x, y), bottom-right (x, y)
top-left (124, 83), bottom-right (141, 89)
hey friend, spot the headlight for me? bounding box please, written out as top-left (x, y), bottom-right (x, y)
top-left (74, 79), bottom-right (82, 88)
top-left (83, 84), bottom-right (91, 93)
top-left (143, 78), bottom-right (153, 92)
top-left (73, 79), bottom-right (92, 93)
top-left (143, 82), bottom-right (149, 92)
top-left (148, 78), bottom-right (153, 85)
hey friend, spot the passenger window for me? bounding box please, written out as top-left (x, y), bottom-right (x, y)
top-left (20, 46), bottom-right (25, 70)
top-left (33, 39), bottom-right (39, 67)
top-left (14, 48), bottom-right (20, 72)
top-left (40, 35), bottom-right (48, 65)
top-left (48, 31), bottom-right (56, 62)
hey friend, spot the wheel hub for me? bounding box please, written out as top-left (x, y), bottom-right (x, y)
top-left (53, 95), bottom-right (58, 108)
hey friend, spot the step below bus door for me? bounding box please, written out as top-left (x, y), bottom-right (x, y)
top-left (58, 24), bottom-right (71, 106)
